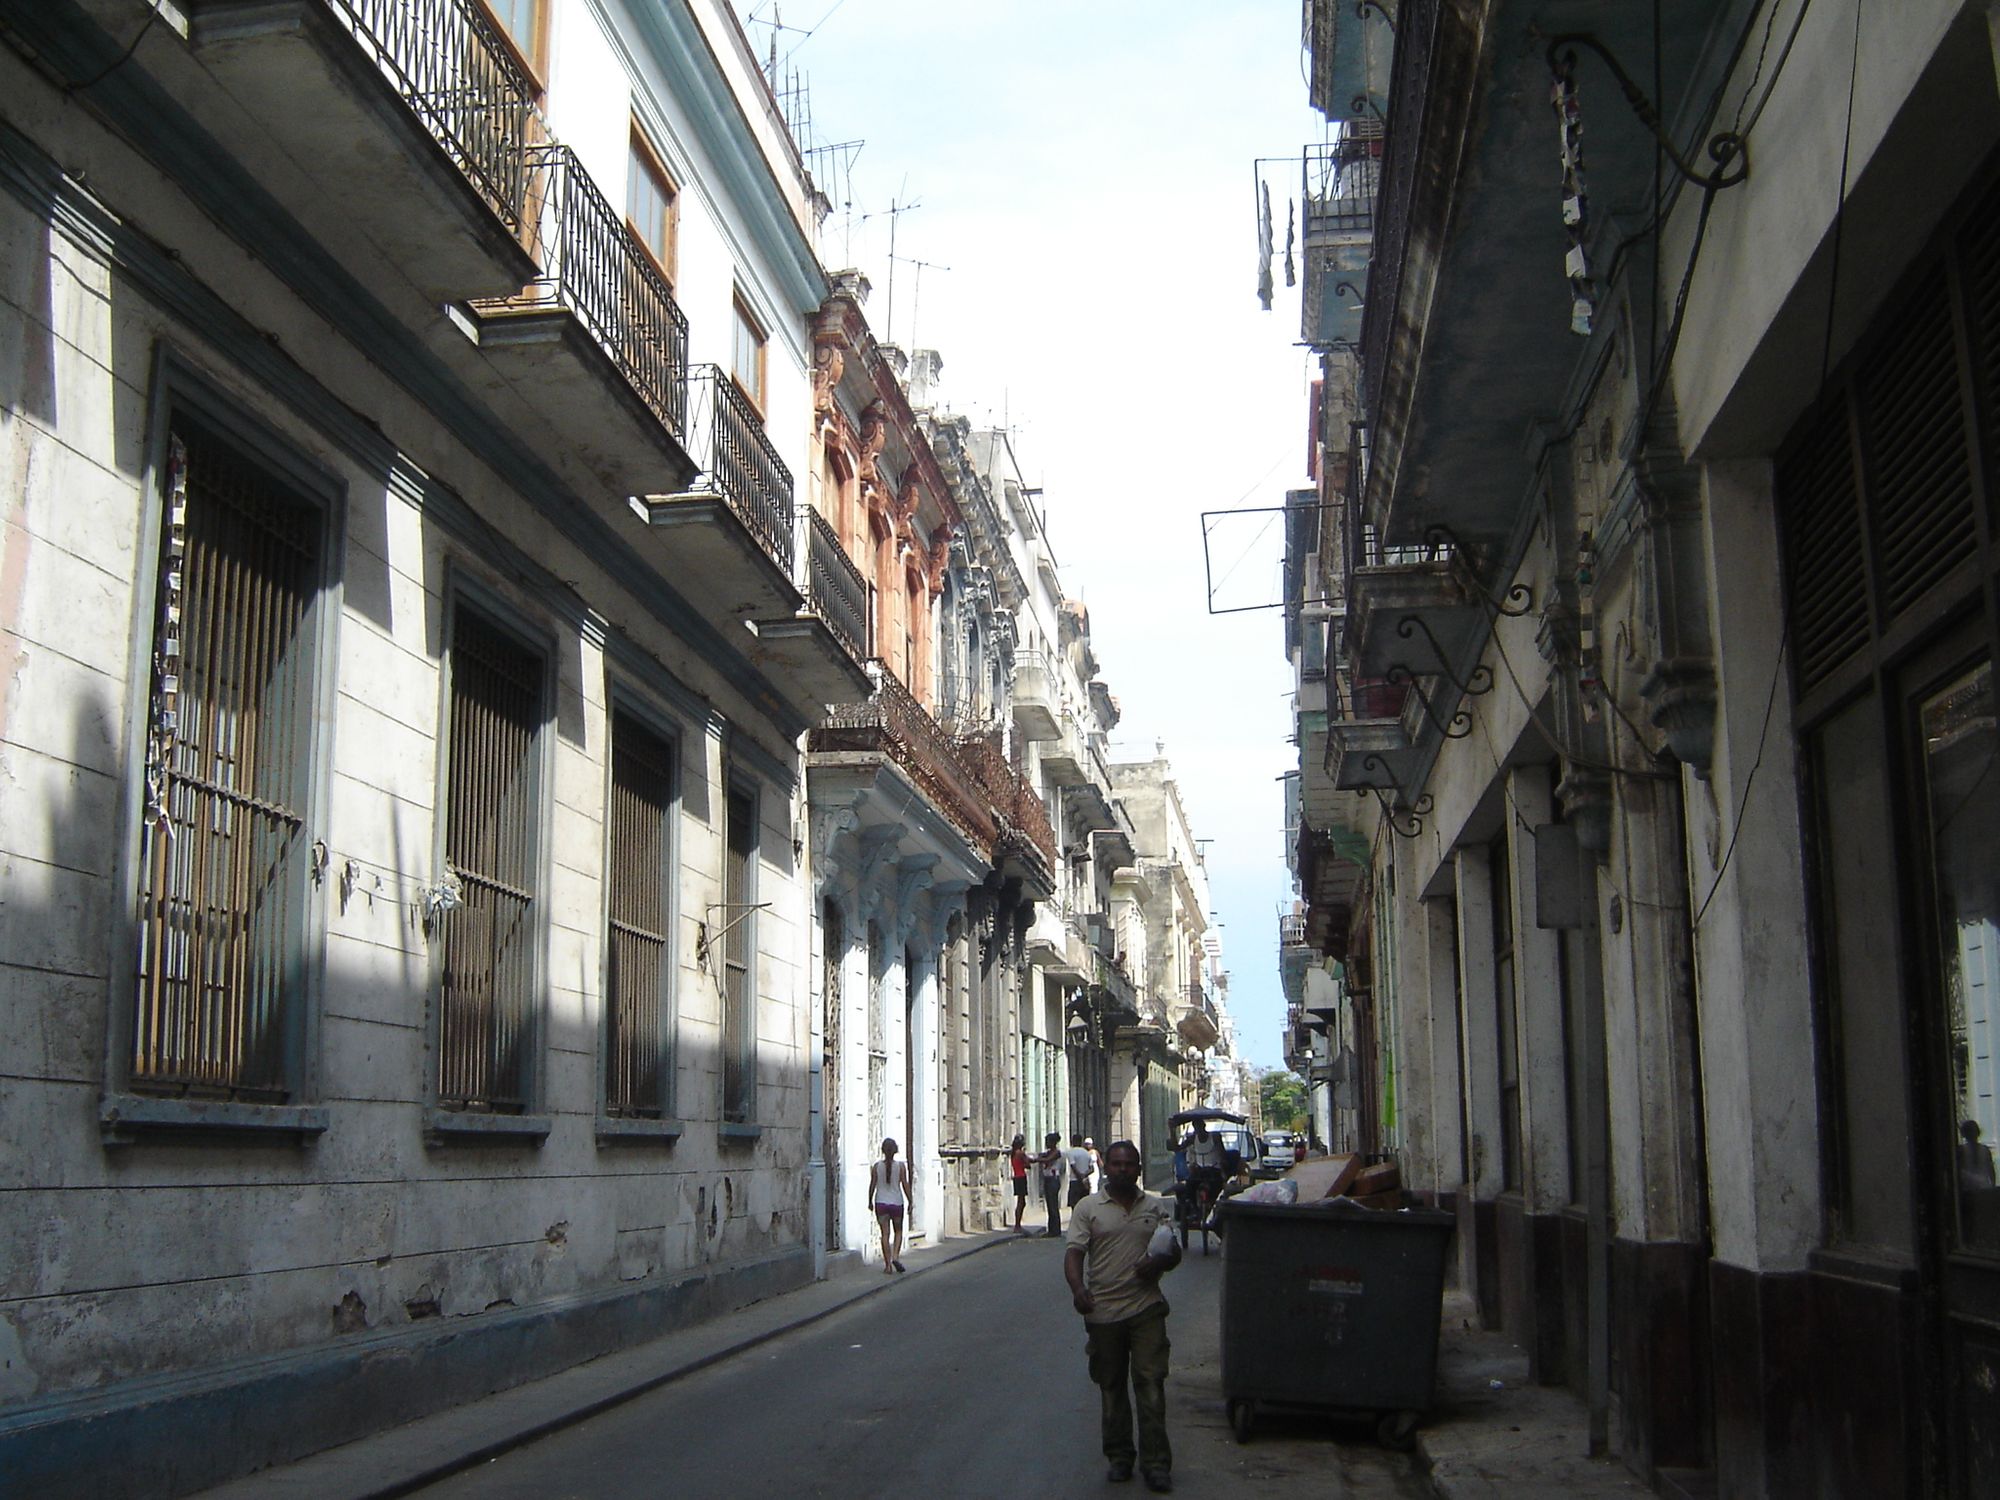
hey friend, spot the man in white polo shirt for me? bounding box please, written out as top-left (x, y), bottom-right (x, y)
top-left (1063, 1139), bottom-right (1181, 1492)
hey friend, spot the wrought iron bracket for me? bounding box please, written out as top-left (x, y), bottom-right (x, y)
top-left (1546, 35), bottom-right (1748, 193)
top-left (1386, 662), bottom-right (1475, 739)
top-left (1395, 615), bottom-right (1494, 697)
top-left (1359, 754), bottom-right (1433, 839)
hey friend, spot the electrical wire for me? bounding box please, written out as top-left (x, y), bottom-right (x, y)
top-left (1731, 0), bottom-right (1818, 144)
top-left (68, 0), bottom-right (162, 93)
top-left (1692, 0), bottom-right (1860, 930)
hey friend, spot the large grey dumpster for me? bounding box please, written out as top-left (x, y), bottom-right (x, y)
top-left (1215, 1199), bottom-right (1455, 1448)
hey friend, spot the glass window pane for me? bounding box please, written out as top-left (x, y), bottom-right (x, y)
top-left (1815, 690), bottom-right (1913, 1251)
top-left (733, 302), bottom-right (763, 407)
top-left (487, 0), bottom-right (540, 59)
top-left (627, 142), bottom-right (670, 268)
top-left (1920, 661), bottom-right (2000, 1254)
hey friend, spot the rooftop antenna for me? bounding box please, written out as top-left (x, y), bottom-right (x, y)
top-left (889, 252), bottom-right (951, 350)
top-left (877, 194), bottom-right (922, 345)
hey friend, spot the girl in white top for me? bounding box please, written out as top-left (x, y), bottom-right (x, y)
top-left (872, 1138), bottom-right (912, 1275)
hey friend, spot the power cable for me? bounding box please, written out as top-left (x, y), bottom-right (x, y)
top-left (67, 0), bottom-right (162, 93)
top-left (1693, 0), bottom-right (1860, 930)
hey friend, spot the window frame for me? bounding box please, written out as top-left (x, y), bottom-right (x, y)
top-left (625, 120), bottom-right (679, 288)
top-left (719, 775), bottom-right (761, 1134)
top-left (104, 352), bottom-right (344, 1143)
top-left (425, 574), bottom-right (557, 1142)
top-left (597, 689), bottom-right (685, 1142)
top-left (474, 0), bottom-right (551, 97)
top-left (731, 292), bottom-right (769, 418)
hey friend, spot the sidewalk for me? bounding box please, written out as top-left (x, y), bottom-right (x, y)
top-left (1417, 1291), bottom-right (1653, 1499)
top-left (189, 1230), bottom-right (1022, 1500)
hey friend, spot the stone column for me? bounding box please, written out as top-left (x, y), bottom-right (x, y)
top-left (1506, 766), bottom-right (1572, 1211)
top-left (1454, 843), bottom-right (1503, 1323)
top-left (1419, 893), bottom-right (1465, 1202)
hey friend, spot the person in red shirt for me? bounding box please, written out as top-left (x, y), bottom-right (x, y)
top-left (1009, 1133), bottom-right (1030, 1233)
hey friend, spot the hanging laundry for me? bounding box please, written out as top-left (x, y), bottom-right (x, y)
top-left (1284, 197), bottom-right (1296, 287)
top-left (1257, 179), bottom-right (1274, 311)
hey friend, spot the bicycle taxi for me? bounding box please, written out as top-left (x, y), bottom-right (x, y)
top-left (1168, 1106), bottom-right (1256, 1254)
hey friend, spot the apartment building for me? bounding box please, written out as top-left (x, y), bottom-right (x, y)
top-left (1285, 0), bottom-right (2000, 1492)
top-left (0, 1), bottom-right (844, 1491)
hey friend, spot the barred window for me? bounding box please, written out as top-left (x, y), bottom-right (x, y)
top-left (439, 605), bottom-right (546, 1112)
top-left (722, 784), bottom-right (757, 1123)
top-left (606, 711), bottom-right (675, 1117)
top-left (133, 420), bottom-right (323, 1099)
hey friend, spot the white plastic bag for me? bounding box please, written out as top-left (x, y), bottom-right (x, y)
top-left (1146, 1224), bottom-right (1179, 1259)
top-left (1236, 1178), bottom-right (1299, 1205)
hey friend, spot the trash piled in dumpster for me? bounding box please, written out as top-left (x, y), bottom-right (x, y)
top-left (1281, 1153), bottom-right (1410, 1209)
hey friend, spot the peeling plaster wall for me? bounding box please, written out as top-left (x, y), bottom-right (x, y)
top-left (0, 25), bottom-right (812, 1423)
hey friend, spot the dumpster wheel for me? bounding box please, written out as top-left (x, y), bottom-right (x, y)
top-left (1227, 1399), bottom-right (1254, 1443)
top-left (1376, 1409), bottom-right (1419, 1451)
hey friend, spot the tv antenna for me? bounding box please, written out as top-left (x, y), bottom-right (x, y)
top-left (889, 252), bottom-right (951, 350)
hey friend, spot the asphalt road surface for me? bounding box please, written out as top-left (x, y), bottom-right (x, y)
top-left (416, 1230), bottom-right (1432, 1500)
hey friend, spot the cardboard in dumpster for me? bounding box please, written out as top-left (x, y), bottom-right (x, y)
top-left (1283, 1152), bottom-right (1362, 1199)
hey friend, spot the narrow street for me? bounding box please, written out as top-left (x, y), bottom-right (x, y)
top-left (415, 1236), bottom-right (1430, 1500)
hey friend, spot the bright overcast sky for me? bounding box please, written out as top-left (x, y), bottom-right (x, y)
top-left (753, 2), bottom-right (1323, 1071)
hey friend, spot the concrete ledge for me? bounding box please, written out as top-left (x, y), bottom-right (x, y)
top-left (0, 1248), bottom-right (813, 1500)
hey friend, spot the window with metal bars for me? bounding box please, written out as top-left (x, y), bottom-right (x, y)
top-left (605, 711), bottom-right (675, 1118)
top-left (438, 603), bottom-right (547, 1113)
top-left (132, 417), bottom-right (324, 1100)
top-left (722, 783), bottom-right (758, 1123)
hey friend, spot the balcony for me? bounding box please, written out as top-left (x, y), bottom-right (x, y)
top-left (1349, 531), bottom-right (1483, 679)
top-left (174, 0), bottom-right (538, 301)
top-left (1301, 136), bottom-right (1378, 350)
top-left (1325, 668), bottom-right (1413, 792)
top-left (638, 366), bottom-right (804, 629)
top-left (1306, 0), bottom-right (1395, 123)
top-left (1359, 0), bottom-right (1722, 546)
top-left (462, 143), bottom-right (692, 497)
top-left (1009, 651), bottom-right (1061, 741)
top-left (956, 733), bottom-right (1059, 895)
top-left (1061, 777), bottom-right (1118, 838)
top-left (1040, 717), bottom-right (1088, 787)
top-left (813, 663), bottom-right (999, 857)
top-left (749, 508), bottom-right (872, 715)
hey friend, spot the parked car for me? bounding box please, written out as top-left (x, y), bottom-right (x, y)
top-left (1257, 1130), bottom-right (1301, 1177)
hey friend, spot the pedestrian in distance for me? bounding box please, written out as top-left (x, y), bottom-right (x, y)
top-left (1064, 1139), bottom-right (1181, 1492)
top-left (1035, 1130), bottom-right (1066, 1236)
top-left (872, 1138), bottom-right (911, 1275)
top-left (1009, 1133), bottom-right (1031, 1233)
top-left (1086, 1136), bottom-right (1103, 1181)
top-left (1066, 1132), bottom-right (1096, 1209)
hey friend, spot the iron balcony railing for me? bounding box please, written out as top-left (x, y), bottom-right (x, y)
top-left (684, 364), bottom-right (795, 573)
top-left (954, 732), bottom-right (1059, 870)
top-left (805, 507), bottom-right (868, 660)
top-left (1302, 137), bottom-right (1382, 241)
top-left (495, 143), bottom-right (689, 442)
top-left (1337, 668), bottom-right (1407, 723)
top-left (1354, 522), bottom-right (1453, 575)
top-left (815, 663), bottom-right (1000, 852)
top-left (327, 0), bottom-right (536, 236)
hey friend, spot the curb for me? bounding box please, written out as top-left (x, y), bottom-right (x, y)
top-left (345, 1230), bottom-right (1023, 1499)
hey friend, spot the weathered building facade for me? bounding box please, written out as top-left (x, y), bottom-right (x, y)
top-left (802, 278), bottom-right (1058, 1257)
top-left (0, 0), bottom-right (845, 1492)
top-left (1284, 0), bottom-right (2000, 1493)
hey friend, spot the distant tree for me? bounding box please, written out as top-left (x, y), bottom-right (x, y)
top-left (1259, 1068), bottom-right (1307, 1133)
